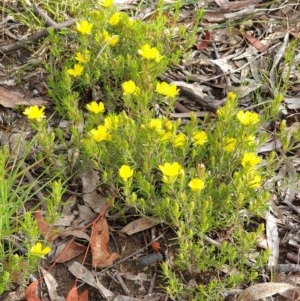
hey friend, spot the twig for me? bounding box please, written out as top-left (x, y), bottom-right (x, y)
top-left (0, 19), bottom-right (76, 54)
top-left (32, 4), bottom-right (58, 26)
top-left (25, 0), bottom-right (58, 26)
top-left (160, 74), bottom-right (219, 112)
top-left (147, 272), bottom-right (157, 295)
top-left (114, 273), bottom-right (131, 296)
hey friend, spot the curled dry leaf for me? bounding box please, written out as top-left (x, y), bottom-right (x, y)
top-left (244, 33), bottom-right (267, 52)
top-left (196, 31), bottom-right (211, 51)
top-left (90, 216), bottom-right (120, 268)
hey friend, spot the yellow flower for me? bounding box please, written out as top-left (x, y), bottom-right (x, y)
top-left (89, 125), bottom-right (111, 142)
top-left (155, 82), bottom-right (179, 98)
top-left (237, 110), bottom-right (260, 126)
top-left (159, 162), bottom-right (182, 183)
top-left (159, 131), bottom-right (172, 143)
top-left (76, 20), bottom-right (93, 35)
top-left (100, 0), bottom-right (114, 7)
top-left (101, 29), bottom-right (110, 41)
top-left (246, 172), bottom-right (262, 189)
top-left (188, 178), bottom-right (205, 192)
top-left (67, 64), bottom-right (84, 77)
top-left (149, 118), bottom-right (162, 131)
top-left (127, 17), bottom-right (135, 27)
top-left (227, 91), bottom-right (236, 102)
top-left (138, 44), bottom-right (163, 62)
top-left (119, 165), bottom-right (134, 181)
top-left (193, 131), bottom-right (208, 146)
top-left (122, 80), bottom-right (140, 95)
top-left (86, 101), bottom-right (105, 114)
top-left (173, 133), bottom-right (187, 148)
top-left (241, 152), bottom-right (261, 169)
top-left (163, 120), bottom-right (173, 131)
top-left (75, 50), bottom-right (90, 63)
top-left (109, 35), bottom-right (119, 46)
top-left (216, 108), bottom-right (223, 118)
top-left (101, 30), bottom-right (120, 46)
top-left (223, 137), bottom-right (237, 153)
top-left (23, 105), bottom-right (45, 121)
top-left (29, 242), bottom-right (51, 257)
top-left (109, 12), bottom-right (121, 26)
top-left (242, 134), bottom-right (255, 145)
top-left (104, 115), bottom-right (119, 130)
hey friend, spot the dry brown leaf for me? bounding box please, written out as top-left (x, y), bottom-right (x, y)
top-left (90, 216), bottom-right (120, 268)
top-left (67, 261), bottom-right (115, 298)
top-left (237, 282), bottom-right (299, 301)
top-left (65, 286), bottom-right (88, 301)
top-left (0, 86), bottom-right (49, 108)
top-left (244, 33), bottom-right (267, 52)
top-left (258, 138), bottom-right (282, 153)
top-left (196, 31), bottom-right (211, 51)
top-left (55, 240), bottom-right (87, 263)
top-left (25, 280), bottom-right (41, 301)
top-left (78, 290), bottom-right (89, 301)
top-left (119, 217), bottom-right (159, 236)
top-left (65, 286), bottom-right (79, 301)
top-left (81, 169), bottom-right (106, 213)
top-left (285, 98), bottom-right (300, 110)
top-left (77, 203), bottom-right (98, 221)
top-left (40, 268), bottom-right (64, 301)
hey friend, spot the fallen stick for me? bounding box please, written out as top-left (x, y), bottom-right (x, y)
top-left (0, 19), bottom-right (76, 54)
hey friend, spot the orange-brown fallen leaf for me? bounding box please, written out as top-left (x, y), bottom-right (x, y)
top-left (90, 216), bottom-right (120, 268)
top-left (79, 290), bottom-right (89, 301)
top-left (55, 241), bottom-right (87, 263)
top-left (244, 33), bottom-right (267, 53)
top-left (25, 280), bottom-right (41, 301)
top-left (66, 286), bottom-right (89, 301)
top-left (196, 31), bottom-right (211, 51)
top-left (65, 286), bottom-right (78, 301)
